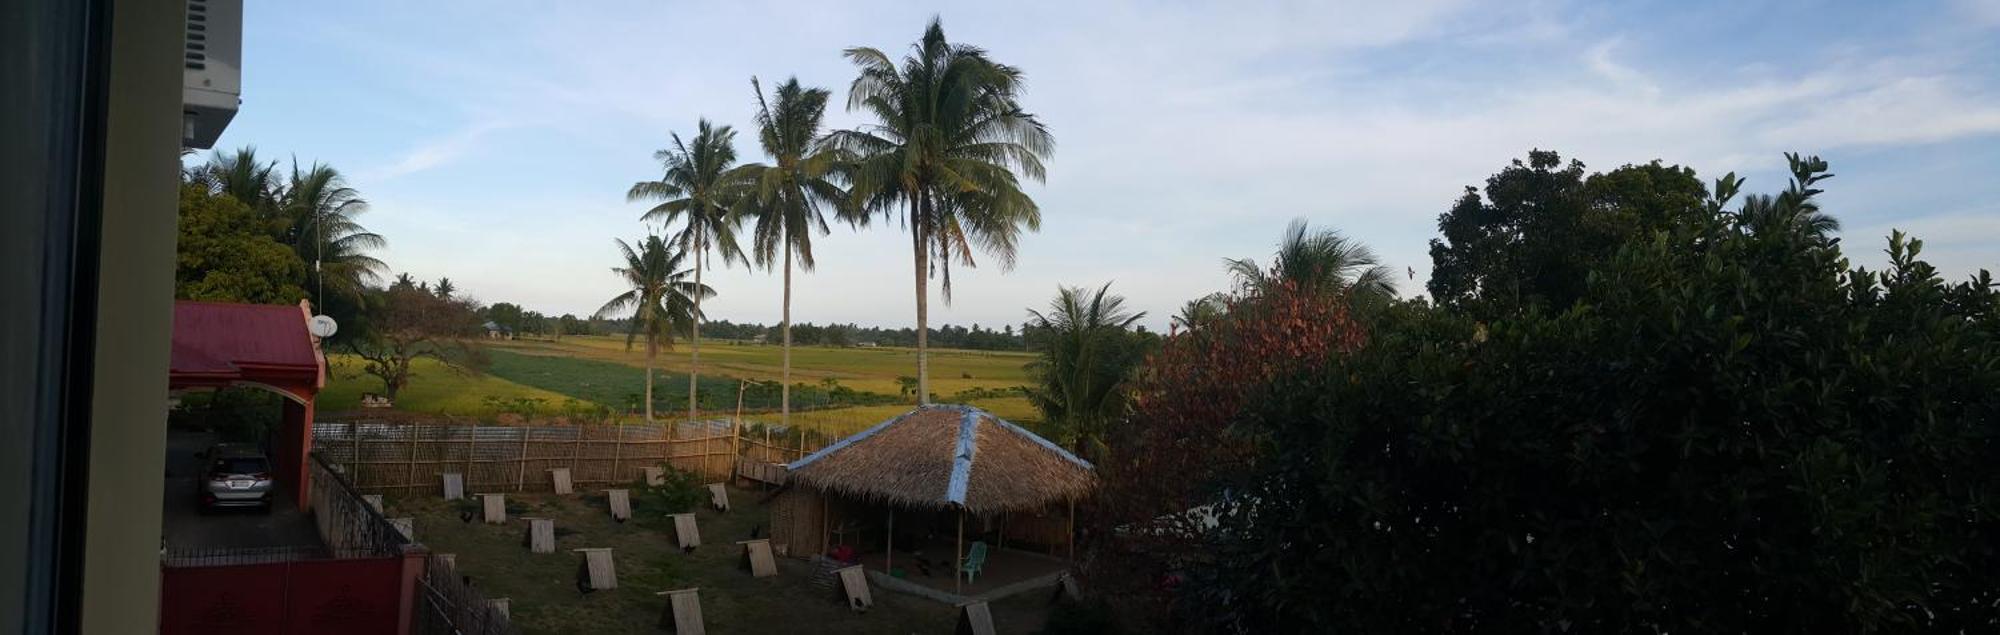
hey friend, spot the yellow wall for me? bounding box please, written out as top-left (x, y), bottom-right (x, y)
top-left (81, 0), bottom-right (182, 631)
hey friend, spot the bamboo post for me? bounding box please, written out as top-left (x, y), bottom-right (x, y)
top-left (732, 381), bottom-right (745, 482)
top-left (885, 509), bottom-right (894, 574)
top-left (820, 494), bottom-right (829, 557)
top-left (568, 424), bottom-right (584, 490)
top-left (350, 421), bottom-right (362, 487)
top-left (464, 423), bottom-right (479, 489)
top-left (610, 422), bottom-right (625, 487)
top-left (955, 509), bottom-right (965, 594)
top-left (1067, 498), bottom-right (1076, 562)
top-left (404, 424), bottom-right (420, 490)
top-left (515, 426), bottom-right (531, 492)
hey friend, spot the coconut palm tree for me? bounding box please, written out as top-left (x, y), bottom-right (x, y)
top-left (1227, 219), bottom-right (1395, 301)
top-left (591, 236), bottom-right (712, 422)
top-left (1172, 292), bottom-right (1231, 332)
top-left (206, 146), bottom-right (281, 212)
top-left (629, 120), bottom-right (750, 424)
top-left (736, 77), bottom-right (857, 427)
top-left (830, 17), bottom-right (1054, 404)
top-left (1025, 282), bottom-right (1146, 459)
top-left (283, 161), bottom-right (388, 305)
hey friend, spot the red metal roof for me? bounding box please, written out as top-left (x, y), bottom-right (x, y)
top-left (169, 300), bottom-right (322, 394)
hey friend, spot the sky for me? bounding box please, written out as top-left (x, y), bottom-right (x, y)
top-left (219, 0), bottom-right (2000, 332)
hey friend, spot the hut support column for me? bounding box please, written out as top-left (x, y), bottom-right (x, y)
top-left (885, 509), bottom-right (894, 573)
top-left (1067, 498), bottom-right (1076, 562)
top-left (955, 509), bottom-right (964, 594)
top-left (820, 494), bottom-right (830, 556)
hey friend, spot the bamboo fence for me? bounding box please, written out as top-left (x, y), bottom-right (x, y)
top-left (313, 418), bottom-right (826, 494)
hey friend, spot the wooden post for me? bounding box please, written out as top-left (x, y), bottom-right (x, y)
top-left (819, 494), bottom-right (829, 557)
top-left (515, 426), bottom-right (531, 492)
top-left (568, 425), bottom-right (584, 489)
top-left (955, 509), bottom-right (964, 594)
top-left (885, 509), bottom-right (894, 574)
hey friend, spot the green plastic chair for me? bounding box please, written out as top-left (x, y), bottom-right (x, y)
top-left (960, 541), bottom-right (989, 583)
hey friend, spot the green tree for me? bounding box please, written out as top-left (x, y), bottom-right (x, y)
top-left (1024, 282), bottom-right (1148, 460)
top-left (346, 281), bottom-right (485, 402)
top-left (591, 236), bottom-right (713, 421)
top-left (175, 184), bottom-right (309, 304)
top-left (1176, 155), bottom-right (2000, 632)
top-left (830, 17), bottom-right (1054, 404)
top-left (630, 120), bottom-right (749, 423)
top-left (737, 76), bottom-right (858, 428)
top-left (1427, 150), bottom-right (1708, 318)
top-left (1226, 219), bottom-right (1395, 301)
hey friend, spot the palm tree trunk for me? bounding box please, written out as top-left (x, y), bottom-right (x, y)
top-left (781, 245), bottom-right (793, 427)
top-left (645, 342), bottom-right (656, 422)
top-left (912, 198), bottom-right (930, 405)
top-left (690, 240), bottom-right (703, 425)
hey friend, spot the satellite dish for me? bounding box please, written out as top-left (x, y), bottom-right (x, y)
top-left (308, 314), bottom-right (339, 338)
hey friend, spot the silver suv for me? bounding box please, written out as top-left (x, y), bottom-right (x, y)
top-left (197, 443), bottom-right (274, 512)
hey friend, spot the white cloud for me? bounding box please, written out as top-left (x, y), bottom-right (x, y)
top-left (365, 120), bottom-right (511, 181)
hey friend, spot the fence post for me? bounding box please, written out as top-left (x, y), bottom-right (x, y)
top-left (404, 424), bottom-right (419, 490)
top-left (610, 422), bottom-right (625, 486)
top-left (351, 420), bottom-right (362, 488)
top-left (568, 424), bottom-right (584, 488)
top-left (465, 423), bottom-right (479, 491)
top-left (516, 426), bottom-right (531, 492)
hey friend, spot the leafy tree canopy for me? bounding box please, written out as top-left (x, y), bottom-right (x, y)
top-left (1167, 154), bottom-right (1999, 632)
top-left (174, 184), bottom-right (309, 304)
top-left (1427, 150), bottom-right (1709, 319)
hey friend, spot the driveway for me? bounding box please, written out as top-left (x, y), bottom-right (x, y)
top-left (161, 429), bottom-right (323, 551)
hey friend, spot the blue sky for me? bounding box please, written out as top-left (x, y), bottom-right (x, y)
top-left (219, 0), bottom-right (2000, 331)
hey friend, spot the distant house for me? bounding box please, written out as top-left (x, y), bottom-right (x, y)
top-left (750, 333), bottom-right (768, 344)
top-left (484, 321), bottom-right (513, 340)
top-left (855, 341), bottom-right (878, 348)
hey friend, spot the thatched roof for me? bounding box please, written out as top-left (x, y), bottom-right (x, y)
top-left (786, 405), bottom-right (1095, 516)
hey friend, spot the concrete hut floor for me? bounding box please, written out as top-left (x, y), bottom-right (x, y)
top-left (387, 485), bottom-right (1056, 634)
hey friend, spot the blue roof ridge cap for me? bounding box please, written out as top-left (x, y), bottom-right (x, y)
top-left (944, 407), bottom-right (981, 506)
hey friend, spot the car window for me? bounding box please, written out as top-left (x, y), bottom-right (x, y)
top-left (209, 457), bottom-right (267, 475)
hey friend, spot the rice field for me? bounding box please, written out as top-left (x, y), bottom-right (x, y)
top-left (318, 337), bottom-right (1041, 436)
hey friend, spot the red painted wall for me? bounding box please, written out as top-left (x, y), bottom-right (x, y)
top-left (160, 556), bottom-right (403, 635)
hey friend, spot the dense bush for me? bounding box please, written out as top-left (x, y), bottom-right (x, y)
top-left (633, 464), bottom-right (705, 514)
top-left (1187, 157), bottom-right (2000, 631)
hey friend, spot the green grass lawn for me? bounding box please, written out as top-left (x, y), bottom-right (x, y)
top-left (384, 486), bottom-right (1053, 634)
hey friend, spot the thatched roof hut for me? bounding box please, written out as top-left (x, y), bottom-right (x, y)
top-left (787, 404), bottom-right (1094, 516)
